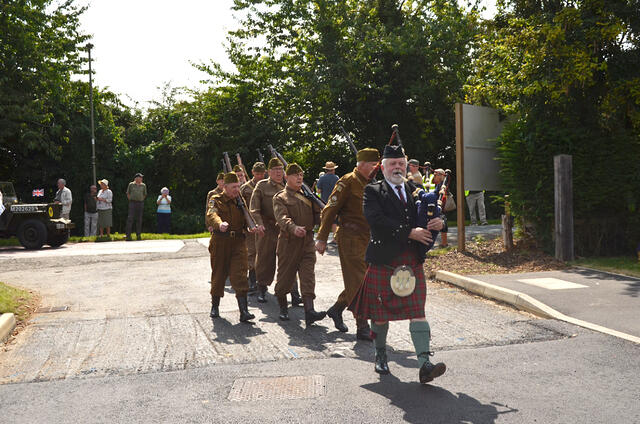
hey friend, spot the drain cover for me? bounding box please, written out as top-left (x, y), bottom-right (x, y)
top-left (37, 306), bottom-right (69, 313)
top-left (228, 375), bottom-right (325, 401)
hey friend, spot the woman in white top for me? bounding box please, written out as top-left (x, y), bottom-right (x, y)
top-left (96, 179), bottom-right (113, 237)
top-left (156, 187), bottom-right (172, 233)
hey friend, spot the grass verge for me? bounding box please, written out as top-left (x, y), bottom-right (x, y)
top-left (572, 256), bottom-right (640, 278)
top-left (0, 282), bottom-right (38, 324)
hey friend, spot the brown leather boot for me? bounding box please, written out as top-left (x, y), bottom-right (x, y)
top-left (303, 297), bottom-right (326, 327)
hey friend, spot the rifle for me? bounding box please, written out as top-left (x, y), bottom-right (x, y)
top-left (367, 123), bottom-right (403, 180)
top-left (267, 144), bottom-right (326, 209)
top-left (256, 149), bottom-right (265, 163)
top-left (222, 159), bottom-right (229, 173)
top-left (236, 153), bottom-right (248, 177)
top-left (339, 125), bottom-right (358, 156)
top-left (223, 152), bottom-right (257, 230)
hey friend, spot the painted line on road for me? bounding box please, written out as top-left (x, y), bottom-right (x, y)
top-left (435, 270), bottom-right (640, 345)
top-left (516, 277), bottom-right (588, 290)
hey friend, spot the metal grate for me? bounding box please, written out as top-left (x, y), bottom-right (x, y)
top-left (228, 375), bottom-right (325, 401)
top-left (37, 306), bottom-right (69, 313)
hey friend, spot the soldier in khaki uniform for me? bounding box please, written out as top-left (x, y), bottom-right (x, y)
top-left (206, 172), bottom-right (226, 216)
top-left (206, 172), bottom-right (255, 323)
top-left (316, 148), bottom-right (380, 340)
top-left (240, 162), bottom-right (266, 293)
top-left (250, 158), bottom-right (286, 302)
top-left (273, 163), bottom-right (326, 326)
top-left (233, 164), bottom-right (248, 185)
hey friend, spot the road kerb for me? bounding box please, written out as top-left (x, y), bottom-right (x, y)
top-left (435, 270), bottom-right (640, 345)
top-left (0, 313), bottom-right (16, 343)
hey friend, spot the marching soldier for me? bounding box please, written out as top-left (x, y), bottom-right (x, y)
top-left (233, 165), bottom-right (248, 185)
top-left (206, 172), bottom-right (226, 215)
top-left (240, 162), bottom-right (266, 293)
top-left (206, 172), bottom-right (256, 323)
top-left (316, 148), bottom-right (380, 340)
top-left (273, 163), bottom-right (326, 326)
top-left (249, 158), bottom-right (286, 303)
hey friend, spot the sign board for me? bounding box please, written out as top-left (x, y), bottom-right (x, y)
top-left (461, 104), bottom-right (507, 191)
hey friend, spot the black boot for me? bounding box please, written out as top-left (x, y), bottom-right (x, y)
top-left (257, 284), bottom-right (268, 303)
top-left (277, 296), bottom-right (289, 321)
top-left (303, 297), bottom-right (326, 327)
top-left (356, 318), bottom-right (373, 341)
top-left (237, 296), bottom-right (255, 323)
top-left (247, 269), bottom-right (257, 295)
top-left (327, 302), bottom-right (348, 332)
top-left (374, 348), bottom-right (390, 374)
top-left (419, 354), bottom-right (446, 384)
top-left (290, 282), bottom-right (303, 307)
top-left (210, 295), bottom-right (220, 318)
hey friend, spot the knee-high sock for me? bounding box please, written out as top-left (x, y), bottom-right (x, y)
top-left (409, 320), bottom-right (431, 367)
top-left (370, 321), bottom-right (389, 350)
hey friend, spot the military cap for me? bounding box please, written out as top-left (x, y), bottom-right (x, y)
top-left (233, 165), bottom-right (243, 173)
top-left (216, 172), bottom-right (225, 181)
top-left (408, 159), bottom-right (420, 166)
top-left (268, 157), bottom-right (284, 169)
top-left (382, 145), bottom-right (405, 159)
top-left (285, 163), bottom-right (304, 175)
top-left (252, 162), bottom-right (266, 172)
top-left (223, 172), bottom-right (239, 184)
top-left (356, 148), bottom-right (380, 162)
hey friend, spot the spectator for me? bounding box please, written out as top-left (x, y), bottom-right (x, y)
top-left (316, 162), bottom-right (339, 203)
top-left (0, 189), bottom-right (4, 216)
top-left (408, 159), bottom-right (424, 186)
top-left (465, 190), bottom-right (488, 226)
top-left (312, 171), bottom-right (325, 195)
top-left (54, 178), bottom-right (72, 219)
top-left (97, 179), bottom-right (113, 237)
top-left (156, 187), bottom-right (172, 233)
top-left (84, 185), bottom-right (98, 237)
top-left (126, 172), bottom-right (147, 241)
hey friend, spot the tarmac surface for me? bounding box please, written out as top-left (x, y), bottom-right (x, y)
top-left (1, 238), bottom-right (639, 423)
top-left (468, 269), bottom-right (640, 338)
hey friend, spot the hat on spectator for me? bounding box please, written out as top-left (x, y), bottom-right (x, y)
top-left (322, 161), bottom-right (338, 170)
top-left (98, 179), bottom-right (109, 186)
top-left (134, 172), bottom-right (144, 178)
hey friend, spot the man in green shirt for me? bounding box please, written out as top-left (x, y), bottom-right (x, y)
top-left (126, 172), bottom-right (147, 240)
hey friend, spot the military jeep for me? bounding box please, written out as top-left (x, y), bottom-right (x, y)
top-left (0, 182), bottom-right (75, 249)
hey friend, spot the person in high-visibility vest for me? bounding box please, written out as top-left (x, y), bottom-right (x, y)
top-left (465, 190), bottom-right (488, 225)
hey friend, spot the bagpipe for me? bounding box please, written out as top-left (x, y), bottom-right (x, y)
top-left (415, 189), bottom-right (441, 256)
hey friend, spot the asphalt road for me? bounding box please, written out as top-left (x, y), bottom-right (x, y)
top-left (1, 240), bottom-right (638, 423)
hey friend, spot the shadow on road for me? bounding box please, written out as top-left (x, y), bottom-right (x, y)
top-left (571, 268), bottom-right (640, 297)
top-left (362, 373), bottom-right (517, 424)
top-left (210, 317), bottom-right (266, 344)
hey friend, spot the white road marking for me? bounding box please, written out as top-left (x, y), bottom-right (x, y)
top-left (0, 239), bottom-right (185, 259)
top-left (517, 277), bottom-right (588, 290)
top-left (197, 237), bottom-right (210, 248)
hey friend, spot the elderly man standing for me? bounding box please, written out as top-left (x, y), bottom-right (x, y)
top-left (126, 172), bottom-right (147, 241)
top-left (349, 145), bottom-right (446, 384)
top-left (249, 158), bottom-right (285, 303)
top-left (315, 148), bottom-right (380, 340)
top-left (54, 178), bottom-right (73, 219)
top-left (240, 162), bottom-right (266, 294)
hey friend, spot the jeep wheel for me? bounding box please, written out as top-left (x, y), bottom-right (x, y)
top-left (17, 219), bottom-right (47, 250)
top-left (47, 230), bottom-right (70, 247)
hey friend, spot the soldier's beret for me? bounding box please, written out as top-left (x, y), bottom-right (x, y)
top-left (285, 163), bottom-right (304, 175)
top-left (356, 148), bottom-right (380, 163)
top-left (223, 172), bottom-right (239, 184)
top-left (233, 165), bottom-right (243, 173)
top-left (252, 162), bottom-right (266, 172)
top-left (382, 145), bottom-right (405, 159)
top-left (268, 158), bottom-right (284, 169)
top-left (216, 172), bottom-right (225, 180)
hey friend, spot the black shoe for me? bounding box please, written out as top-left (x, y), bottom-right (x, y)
top-left (419, 361), bottom-right (446, 384)
top-left (210, 296), bottom-right (220, 318)
top-left (374, 349), bottom-right (390, 375)
top-left (237, 296), bottom-right (255, 323)
top-left (248, 270), bottom-right (257, 295)
top-left (327, 303), bottom-right (348, 332)
top-left (290, 292), bottom-right (303, 307)
top-left (277, 297), bottom-right (289, 321)
top-left (356, 323), bottom-right (373, 341)
top-left (303, 297), bottom-right (326, 326)
top-left (126, 235), bottom-right (132, 241)
top-left (136, 234), bottom-right (142, 241)
top-left (257, 285), bottom-right (268, 303)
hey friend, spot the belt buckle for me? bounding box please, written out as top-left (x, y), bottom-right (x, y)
top-left (230, 230), bottom-right (236, 238)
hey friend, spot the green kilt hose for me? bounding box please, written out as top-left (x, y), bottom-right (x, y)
top-left (350, 249), bottom-right (426, 321)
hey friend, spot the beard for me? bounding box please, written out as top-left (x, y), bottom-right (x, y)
top-left (386, 169), bottom-right (405, 185)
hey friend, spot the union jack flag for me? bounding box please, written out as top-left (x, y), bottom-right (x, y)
top-left (32, 189), bottom-right (44, 197)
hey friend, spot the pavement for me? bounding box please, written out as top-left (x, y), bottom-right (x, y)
top-left (0, 239), bottom-right (184, 259)
top-left (1, 238), bottom-right (639, 423)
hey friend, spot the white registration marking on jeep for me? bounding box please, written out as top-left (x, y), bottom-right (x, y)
top-left (11, 205), bottom-right (39, 212)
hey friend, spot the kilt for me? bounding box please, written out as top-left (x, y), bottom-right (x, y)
top-left (349, 249), bottom-right (426, 321)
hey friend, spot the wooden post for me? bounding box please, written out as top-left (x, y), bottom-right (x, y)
top-left (455, 103), bottom-right (466, 252)
top-left (554, 154), bottom-right (574, 261)
top-left (502, 194), bottom-right (513, 251)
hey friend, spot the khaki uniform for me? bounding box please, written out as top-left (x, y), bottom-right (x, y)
top-left (317, 168), bottom-right (370, 306)
top-left (206, 193), bottom-right (249, 298)
top-left (206, 187), bottom-right (223, 213)
top-left (273, 187), bottom-right (320, 299)
top-left (249, 178), bottom-right (285, 286)
top-left (240, 179), bottom-right (258, 270)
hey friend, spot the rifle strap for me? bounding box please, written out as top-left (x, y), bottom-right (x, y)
top-left (293, 191), bottom-right (312, 208)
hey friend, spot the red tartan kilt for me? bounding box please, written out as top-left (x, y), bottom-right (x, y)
top-left (349, 249), bottom-right (426, 321)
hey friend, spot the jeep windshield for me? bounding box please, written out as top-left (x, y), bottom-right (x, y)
top-left (0, 182), bottom-right (17, 203)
